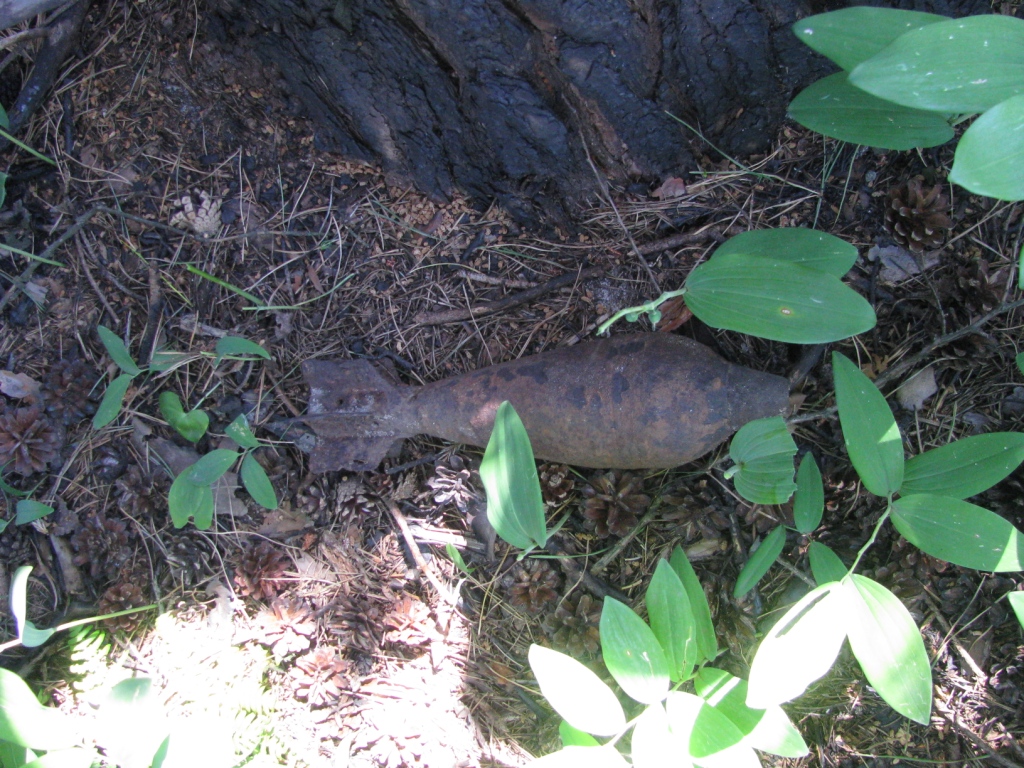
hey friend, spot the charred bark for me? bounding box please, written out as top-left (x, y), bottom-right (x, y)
top-left (209, 0), bottom-right (991, 226)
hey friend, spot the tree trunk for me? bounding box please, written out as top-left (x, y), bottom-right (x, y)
top-left (209, 0), bottom-right (992, 227)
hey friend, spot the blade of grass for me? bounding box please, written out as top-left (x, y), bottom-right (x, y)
top-left (0, 128), bottom-right (55, 165)
top-left (186, 265), bottom-right (266, 307)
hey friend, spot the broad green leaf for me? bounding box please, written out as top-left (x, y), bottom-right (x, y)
top-left (225, 414), bottom-right (261, 449)
top-left (92, 373), bottom-right (134, 429)
top-left (695, 668), bottom-right (808, 758)
top-left (833, 352), bottom-right (904, 496)
top-left (789, 73), bottom-right (954, 150)
top-left (664, 691), bottom-right (745, 759)
top-left (902, 433), bottom-right (1024, 499)
top-left (691, 744), bottom-right (763, 768)
top-left (558, 721), bottom-right (599, 748)
top-left (950, 94), bottom-right (1024, 201)
top-left (0, 741), bottom-right (33, 768)
top-left (792, 8), bottom-right (949, 71)
top-left (844, 575), bottom-right (931, 724)
top-left (0, 518), bottom-right (7, 534)
top-left (0, 104), bottom-right (8, 130)
top-left (711, 228), bottom-right (857, 278)
top-left (734, 526), bottom-right (786, 598)
top-left (10, 566), bottom-right (54, 648)
top-left (747, 583), bottom-right (847, 708)
top-left (97, 325), bottom-right (142, 376)
top-left (1018, 351), bottom-right (1024, 375)
top-left (158, 392), bottom-right (208, 443)
top-left (1007, 592), bottom-right (1024, 630)
top-left (808, 542), bottom-right (848, 585)
top-left (727, 416), bottom-right (797, 505)
top-left (20, 748), bottom-right (96, 768)
top-left (14, 500), bottom-right (53, 525)
top-left (892, 494), bottom-right (1024, 571)
top-left (151, 736), bottom-right (170, 768)
top-left (631, 703), bottom-right (682, 768)
top-left (528, 645), bottom-right (625, 736)
top-left (168, 473), bottom-right (215, 529)
top-left (187, 449), bottom-right (238, 486)
top-left (646, 560), bottom-right (696, 682)
top-left (600, 599), bottom-right (670, 705)
top-left (480, 401), bottom-right (547, 550)
top-left (0, 668), bottom-right (78, 750)
top-left (669, 547), bottom-right (717, 664)
top-left (214, 336), bottom-right (271, 361)
top-left (793, 453), bottom-right (824, 533)
top-left (685, 254), bottom-right (876, 344)
top-left (530, 746), bottom-right (629, 768)
top-left (850, 16), bottom-right (1024, 113)
top-left (241, 453), bottom-right (278, 509)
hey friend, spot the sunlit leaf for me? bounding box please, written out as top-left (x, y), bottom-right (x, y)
top-left (844, 575), bottom-right (931, 724)
top-left (792, 8), bottom-right (948, 70)
top-left (225, 414), bottom-right (261, 449)
top-left (158, 392), bottom-right (208, 443)
top-left (950, 94), bottom-right (1024, 201)
top-left (664, 691), bottom-right (745, 759)
top-left (600, 599), bottom-right (670, 705)
top-left (480, 401), bottom-right (547, 550)
top-left (901, 432), bottom-right (1024, 499)
top-left (733, 526), bottom-right (786, 598)
top-left (793, 453), bottom-right (824, 533)
top-left (168, 473), bottom-right (214, 529)
top-left (789, 73), bottom-right (954, 150)
top-left (97, 325), bottom-right (142, 376)
top-left (646, 560), bottom-right (696, 682)
top-left (558, 721), bottom-right (599, 748)
top-left (892, 494), bottom-right (1024, 571)
top-left (214, 336), bottom-right (271, 361)
top-left (19, 748), bottom-right (96, 768)
top-left (1007, 592), bottom-right (1024, 630)
top-left (241, 453), bottom-right (278, 509)
top-left (0, 668), bottom-right (79, 750)
top-left (833, 352), bottom-right (904, 496)
top-left (747, 583), bottom-right (847, 708)
top-left (711, 228), bottom-right (857, 277)
top-left (685, 254), bottom-right (875, 344)
top-left (446, 543), bottom-right (473, 576)
top-left (631, 703), bottom-right (681, 768)
top-left (9, 566), bottom-right (54, 648)
top-left (528, 645), bottom-right (625, 737)
top-left (727, 416), bottom-right (797, 505)
top-left (14, 500), bottom-right (53, 525)
top-left (808, 542), bottom-right (848, 585)
top-left (187, 449), bottom-right (239, 486)
top-left (669, 547), bottom-right (717, 664)
top-left (92, 373), bottom-right (134, 429)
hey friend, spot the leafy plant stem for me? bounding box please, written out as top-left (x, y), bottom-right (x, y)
top-left (185, 264), bottom-right (266, 307)
top-left (596, 289), bottom-right (687, 335)
top-left (0, 603), bottom-right (159, 654)
top-left (848, 499), bottom-right (893, 575)
top-left (0, 127), bottom-right (56, 165)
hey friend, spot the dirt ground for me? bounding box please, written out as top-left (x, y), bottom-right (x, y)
top-left (1, 1), bottom-right (1023, 766)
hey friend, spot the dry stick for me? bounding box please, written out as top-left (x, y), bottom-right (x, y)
top-left (636, 227), bottom-right (726, 256)
top-left (385, 499), bottom-right (458, 606)
top-left (414, 266), bottom-right (603, 325)
top-left (788, 295), bottom-right (1024, 425)
top-left (76, 235), bottom-right (119, 323)
top-left (939, 710), bottom-right (1023, 768)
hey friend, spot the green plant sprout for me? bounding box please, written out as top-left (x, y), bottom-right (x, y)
top-left (599, 228), bottom-right (874, 344)
top-left (789, 8), bottom-right (1024, 201)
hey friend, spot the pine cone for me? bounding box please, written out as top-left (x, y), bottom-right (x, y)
top-left (0, 406), bottom-right (61, 476)
top-left (261, 597), bottom-right (316, 659)
top-left (43, 358), bottom-right (99, 426)
top-left (98, 581), bottom-right (147, 632)
top-left (162, 531), bottom-right (213, 588)
top-left (662, 479), bottom-right (727, 542)
top-left (426, 463), bottom-right (475, 511)
top-left (234, 541), bottom-right (291, 600)
top-left (289, 647), bottom-right (351, 707)
top-left (0, 525), bottom-right (35, 566)
top-left (506, 559), bottom-right (561, 614)
top-left (336, 481), bottom-right (374, 519)
top-left (884, 176), bottom-right (952, 253)
top-left (539, 463), bottom-right (574, 506)
top-left (581, 470), bottom-right (650, 538)
top-left (328, 595), bottom-right (385, 653)
top-left (70, 511), bottom-right (133, 583)
top-left (542, 594), bottom-right (602, 658)
top-left (115, 464), bottom-right (165, 518)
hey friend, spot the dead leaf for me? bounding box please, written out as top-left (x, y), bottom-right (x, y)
top-left (652, 176), bottom-right (687, 199)
top-left (867, 244), bottom-right (940, 285)
top-left (258, 504), bottom-right (313, 536)
top-left (0, 370), bottom-right (42, 401)
top-left (897, 366), bottom-right (938, 411)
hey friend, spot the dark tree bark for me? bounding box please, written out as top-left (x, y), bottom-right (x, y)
top-left (210, 0), bottom-right (992, 226)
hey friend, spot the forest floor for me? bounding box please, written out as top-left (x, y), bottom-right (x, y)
top-left (1, 1), bottom-right (1023, 766)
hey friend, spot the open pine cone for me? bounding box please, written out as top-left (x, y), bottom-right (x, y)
top-left (289, 647), bottom-right (351, 707)
top-left (506, 559), bottom-right (561, 613)
top-left (234, 541), bottom-right (291, 600)
top-left (0, 405), bottom-right (61, 476)
top-left (98, 581), bottom-right (148, 632)
top-left (541, 593), bottom-right (602, 657)
top-left (884, 176), bottom-right (952, 253)
top-left (581, 470), bottom-right (650, 537)
top-left (70, 511), bottom-right (134, 583)
top-left (539, 463), bottom-right (575, 506)
top-left (43, 358), bottom-right (99, 426)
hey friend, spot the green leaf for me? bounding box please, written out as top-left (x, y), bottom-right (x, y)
top-left (480, 401), bottom-right (547, 550)
top-left (158, 392), bottom-right (208, 443)
top-left (646, 559), bottom-right (696, 682)
top-left (558, 721), bottom-right (599, 748)
top-left (0, 172), bottom-right (7, 211)
top-left (792, 8), bottom-right (949, 71)
top-left (695, 668), bottom-right (808, 758)
top-left (808, 542), bottom-right (848, 585)
top-left (445, 542), bottom-right (473, 575)
top-left (793, 453), bottom-right (824, 533)
top-left (149, 350), bottom-right (192, 373)
top-left (0, 668), bottom-right (78, 750)
top-left (168, 473), bottom-right (215, 529)
top-left (214, 336), bottom-right (271, 362)
top-left (669, 547), bottom-right (717, 664)
top-left (843, 575), bottom-right (931, 724)
top-left (20, 750), bottom-right (96, 768)
top-left (1007, 592), bottom-right (1024, 630)
top-left (1018, 351), bottom-right (1024, 375)
top-left (530, 747), bottom-right (629, 768)
top-left (92, 373), bottom-right (134, 429)
top-left (240, 452), bottom-right (278, 509)
top-left (902, 432), bottom-right (1024, 499)
top-left (950, 94), bottom-right (1024, 201)
top-left (151, 736), bottom-right (171, 768)
top-left (850, 15), bottom-right (1024, 113)
top-left (734, 526), bottom-right (786, 598)
top-left (630, 703), bottom-right (675, 768)
top-left (685, 254), bottom-right (876, 344)
top-left (528, 645), bottom-right (625, 737)
top-left (600, 599), bottom-right (670, 705)
top-left (746, 583), bottom-right (847, 709)
top-left (892, 494), bottom-right (1024, 571)
top-left (664, 691), bottom-right (746, 759)
top-left (789, 72), bottom-right (955, 150)
top-left (0, 104), bottom-right (8, 131)
top-left (225, 414), bottom-right (261, 449)
top-left (0, 741), bottom-right (33, 768)
top-left (14, 501), bottom-right (53, 525)
top-left (711, 228), bottom-right (857, 277)
top-left (833, 352), bottom-right (904, 496)
top-left (187, 449), bottom-right (238, 485)
top-left (727, 416), bottom-right (797, 505)
top-left (10, 566), bottom-right (54, 648)
top-left (96, 325), bottom-right (142, 376)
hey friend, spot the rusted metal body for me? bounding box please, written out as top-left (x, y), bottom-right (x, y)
top-left (301, 333), bottom-right (790, 472)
